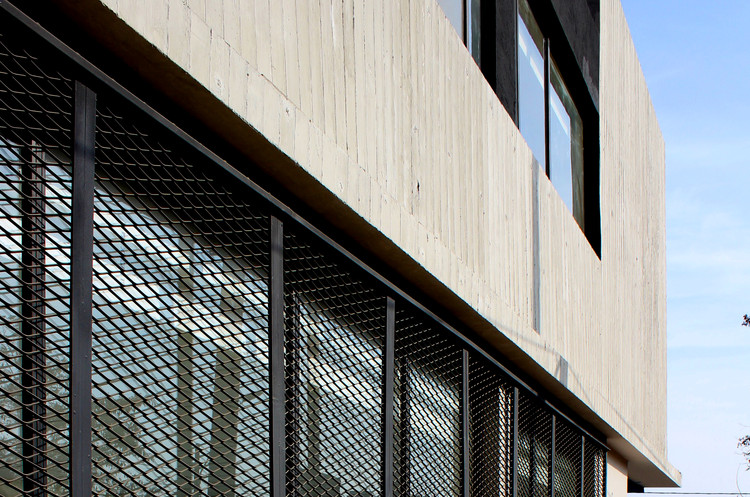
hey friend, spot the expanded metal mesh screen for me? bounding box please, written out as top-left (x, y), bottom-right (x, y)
top-left (394, 306), bottom-right (463, 497)
top-left (0, 11), bottom-right (609, 497)
top-left (283, 228), bottom-right (386, 497)
top-left (517, 394), bottom-right (553, 497)
top-left (554, 419), bottom-right (582, 497)
top-left (469, 354), bottom-right (513, 497)
top-left (584, 438), bottom-right (606, 497)
top-left (0, 29), bottom-right (73, 497)
top-left (90, 97), bottom-right (271, 496)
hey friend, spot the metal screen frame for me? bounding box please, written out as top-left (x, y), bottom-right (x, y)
top-left (0, 4), bottom-right (609, 497)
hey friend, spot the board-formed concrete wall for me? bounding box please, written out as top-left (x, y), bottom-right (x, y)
top-left (46, 0), bottom-right (678, 486)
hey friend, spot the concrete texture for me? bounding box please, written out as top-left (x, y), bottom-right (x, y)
top-left (45, 0), bottom-right (679, 487)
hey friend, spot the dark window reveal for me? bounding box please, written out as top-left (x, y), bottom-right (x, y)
top-left (437, 0), bottom-right (482, 64)
top-left (432, 0), bottom-right (601, 254)
top-left (517, 0), bottom-right (598, 252)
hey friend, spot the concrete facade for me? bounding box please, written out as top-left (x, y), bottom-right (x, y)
top-left (45, 0), bottom-right (679, 489)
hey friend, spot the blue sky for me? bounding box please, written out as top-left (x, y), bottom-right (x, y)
top-left (621, 1), bottom-right (750, 493)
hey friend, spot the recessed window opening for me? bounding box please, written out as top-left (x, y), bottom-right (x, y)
top-left (518, 0), bottom-right (588, 231)
top-left (549, 57), bottom-right (585, 225)
top-left (517, 0), bottom-right (546, 168)
top-left (436, 0), bottom-right (482, 63)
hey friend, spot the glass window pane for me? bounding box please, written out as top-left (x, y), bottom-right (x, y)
top-left (549, 58), bottom-right (584, 225)
top-left (437, 0), bottom-right (465, 40)
top-left (518, 2), bottom-right (546, 166)
top-left (468, 0), bottom-right (481, 63)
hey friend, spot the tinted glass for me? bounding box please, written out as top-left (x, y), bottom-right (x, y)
top-left (517, 3), bottom-right (546, 166)
top-left (549, 58), bottom-right (584, 225)
top-left (469, 0), bottom-right (481, 63)
top-left (437, 0), bottom-right (465, 40)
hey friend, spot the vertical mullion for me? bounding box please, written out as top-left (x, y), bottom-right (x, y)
top-left (462, 349), bottom-right (470, 497)
top-left (270, 216), bottom-right (285, 497)
top-left (601, 450), bottom-right (607, 497)
top-left (512, 387), bottom-right (519, 497)
top-left (382, 297), bottom-right (395, 497)
top-left (464, 0), bottom-right (470, 48)
top-left (543, 38), bottom-right (551, 177)
top-left (580, 435), bottom-right (585, 497)
top-left (70, 81), bottom-right (96, 497)
top-left (549, 415), bottom-right (556, 497)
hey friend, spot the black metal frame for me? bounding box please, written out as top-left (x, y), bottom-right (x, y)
top-left (517, 0), bottom-right (602, 256)
top-left (512, 387), bottom-right (520, 497)
top-left (69, 81), bottom-right (96, 497)
top-left (550, 415), bottom-right (556, 497)
top-left (462, 349), bottom-right (471, 497)
top-left (0, 2), bottom-right (603, 436)
top-left (270, 216), bottom-right (285, 497)
top-left (383, 298), bottom-right (395, 497)
top-left (0, 3), bottom-right (610, 497)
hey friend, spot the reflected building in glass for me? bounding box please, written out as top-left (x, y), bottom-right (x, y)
top-left (0, 1), bottom-right (678, 497)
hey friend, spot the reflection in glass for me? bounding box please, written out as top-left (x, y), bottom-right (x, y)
top-left (1, 142), bottom-right (73, 497)
top-left (90, 181), bottom-right (271, 495)
top-left (468, 0), bottom-right (481, 64)
top-left (407, 364), bottom-right (462, 496)
top-left (437, 0), bottom-right (465, 40)
top-left (89, 104), bottom-right (271, 496)
top-left (287, 293), bottom-right (383, 497)
top-left (518, 3), bottom-right (546, 166)
top-left (549, 58), bottom-right (584, 225)
top-left (394, 313), bottom-right (463, 497)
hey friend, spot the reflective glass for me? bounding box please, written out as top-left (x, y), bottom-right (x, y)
top-left (469, 0), bottom-right (481, 63)
top-left (549, 58), bottom-right (584, 224)
top-left (437, 0), bottom-right (465, 40)
top-left (518, 4), bottom-right (546, 166)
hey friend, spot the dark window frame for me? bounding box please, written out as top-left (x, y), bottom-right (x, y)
top-left (0, 8), bottom-right (611, 497)
top-left (516, 0), bottom-right (601, 255)
top-left (453, 0), bottom-right (602, 256)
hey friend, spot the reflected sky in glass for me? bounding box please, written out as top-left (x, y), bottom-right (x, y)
top-left (518, 12), bottom-right (546, 167)
top-left (549, 80), bottom-right (574, 213)
top-left (437, 0), bottom-right (464, 39)
top-left (549, 59), bottom-right (583, 219)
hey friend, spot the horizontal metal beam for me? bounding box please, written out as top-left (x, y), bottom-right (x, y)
top-left (0, 0), bottom-right (608, 450)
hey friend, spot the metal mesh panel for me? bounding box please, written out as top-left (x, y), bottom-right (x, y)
top-left (583, 438), bottom-right (605, 497)
top-left (554, 419), bottom-right (582, 497)
top-left (283, 228), bottom-right (385, 497)
top-left (0, 29), bottom-right (73, 497)
top-left (517, 394), bottom-right (553, 497)
top-left (393, 306), bottom-right (463, 497)
top-left (0, 13), bottom-right (614, 497)
top-left (469, 354), bottom-right (513, 497)
top-left (91, 97), bottom-right (271, 496)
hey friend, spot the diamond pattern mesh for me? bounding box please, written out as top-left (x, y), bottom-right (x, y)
top-left (0, 12), bottom-right (612, 497)
top-left (517, 394), bottom-right (553, 497)
top-left (394, 306), bottom-right (463, 497)
top-left (469, 354), bottom-right (513, 497)
top-left (584, 438), bottom-right (606, 497)
top-left (283, 228), bottom-right (385, 497)
top-left (0, 29), bottom-right (73, 497)
top-left (91, 97), bottom-right (270, 496)
top-left (554, 418), bottom-right (582, 497)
